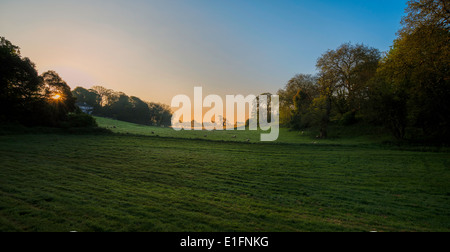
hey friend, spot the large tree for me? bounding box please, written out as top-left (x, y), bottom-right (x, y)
top-left (316, 43), bottom-right (381, 115)
top-left (373, 0), bottom-right (450, 142)
top-left (129, 96), bottom-right (152, 125)
top-left (91, 86), bottom-right (119, 107)
top-left (40, 71), bottom-right (77, 124)
top-left (400, 0), bottom-right (449, 35)
top-left (148, 102), bottom-right (172, 127)
top-left (0, 37), bottom-right (42, 124)
top-left (278, 74), bottom-right (318, 110)
top-left (72, 87), bottom-right (101, 109)
top-left (315, 43), bottom-right (381, 137)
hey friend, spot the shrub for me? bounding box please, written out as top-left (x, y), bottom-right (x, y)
top-left (62, 113), bottom-right (98, 128)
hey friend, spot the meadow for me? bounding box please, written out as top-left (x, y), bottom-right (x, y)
top-left (94, 117), bottom-right (396, 145)
top-left (0, 118), bottom-right (449, 232)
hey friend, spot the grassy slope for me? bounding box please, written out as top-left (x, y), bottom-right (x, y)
top-left (0, 119), bottom-right (449, 232)
top-left (94, 117), bottom-right (395, 145)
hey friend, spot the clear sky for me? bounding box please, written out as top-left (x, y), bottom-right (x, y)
top-left (0, 0), bottom-right (407, 105)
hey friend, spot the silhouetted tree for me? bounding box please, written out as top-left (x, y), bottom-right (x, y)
top-left (72, 87), bottom-right (101, 110)
top-left (73, 86), bottom-right (172, 127)
top-left (130, 96), bottom-right (152, 125)
top-left (40, 71), bottom-right (77, 125)
top-left (148, 102), bottom-right (172, 127)
top-left (0, 37), bottom-right (42, 125)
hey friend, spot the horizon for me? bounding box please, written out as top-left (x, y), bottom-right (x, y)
top-left (0, 0), bottom-right (406, 105)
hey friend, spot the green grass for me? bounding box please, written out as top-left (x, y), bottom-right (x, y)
top-left (94, 116), bottom-right (395, 145)
top-left (0, 121), bottom-right (449, 231)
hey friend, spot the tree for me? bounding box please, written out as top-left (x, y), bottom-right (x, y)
top-left (278, 74), bottom-right (318, 109)
top-left (40, 71), bottom-right (77, 124)
top-left (91, 86), bottom-right (118, 107)
top-left (41, 71), bottom-right (76, 104)
top-left (316, 43), bottom-right (381, 114)
top-left (315, 43), bottom-right (381, 138)
top-left (400, 0), bottom-right (450, 35)
top-left (0, 37), bottom-right (42, 125)
top-left (72, 87), bottom-right (101, 110)
top-left (109, 93), bottom-right (133, 121)
top-left (129, 96), bottom-right (151, 125)
top-left (277, 74), bottom-right (318, 125)
top-left (1, 37), bottom-right (96, 128)
top-left (366, 74), bottom-right (409, 140)
top-left (372, 0), bottom-right (450, 142)
top-left (73, 85), bottom-right (172, 127)
top-left (148, 102), bottom-right (172, 127)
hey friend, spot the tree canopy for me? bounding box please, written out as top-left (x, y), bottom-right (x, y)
top-left (72, 86), bottom-right (172, 127)
top-left (373, 0), bottom-right (450, 142)
top-left (279, 0), bottom-right (449, 143)
top-left (0, 37), bottom-right (42, 125)
top-left (400, 0), bottom-right (450, 35)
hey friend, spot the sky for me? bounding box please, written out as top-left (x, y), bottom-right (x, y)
top-left (0, 0), bottom-right (407, 105)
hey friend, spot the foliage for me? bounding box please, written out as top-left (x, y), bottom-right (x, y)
top-left (281, 0), bottom-right (449, 144)
top-left (72, 87), bottom-right (101, 110)
top-left (316, 43), bottom-right (381, 115)
top-left (279, 43), bottom-right (380, 138)
top-left (40, 71), bottom-right (77, 125)
top-left (290, 89), bottom-right (314, 129)
top-left (147, 102), bottom-right (172, 127)
top-left (0, 37), bottom-right (84, 127)
top-left (371, 0), bottom-right (450, 143)
top-left (62, 113), bottom-right (99, 128)
top-left (277, 74), bottom-right (319, 125)
top-left (0, 37), bottom-right (42, 125)
top-left (72, 87), bottom-right (172, 127)
top-left (400, 0), bottom-right (449, 35)
top-left (314, 43), bottom-right (381, 138)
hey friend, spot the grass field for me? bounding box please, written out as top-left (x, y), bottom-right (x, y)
top-left (94, 117), bottom-right (395, 145)
top-left (0, 118), bottom-right (449, 232)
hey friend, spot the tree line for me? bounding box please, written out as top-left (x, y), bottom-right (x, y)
top-left (277, 0), bottom-right (449, 144)
top-left (0, 37), bottom-right (89, 128)
top-left (0, 36), bottom-right (172, 128)
top-left (72, 86), bottom-right (172, 127)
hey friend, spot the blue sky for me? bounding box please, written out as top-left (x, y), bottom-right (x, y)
top-left (0, 0), bottom-right (407, 104)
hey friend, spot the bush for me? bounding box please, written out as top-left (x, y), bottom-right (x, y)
top-left (61, 113), bottom-right (98, 128)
